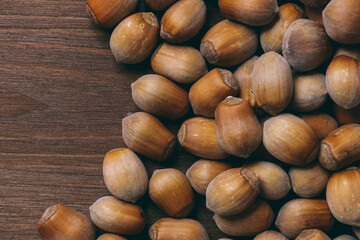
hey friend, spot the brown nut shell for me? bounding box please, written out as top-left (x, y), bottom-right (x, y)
top-left (323, 0), bottom-right (360, 44)
top-left (295, 229), bottom-right (331, 240)
top-left (206, 167), bottom-right (260, 216)
top-left (215, 97), bottom-right (262, 158)
top-left (149, 218), bottom-right (209, 240)
top-left (149, 168), bottom-right (194, 217)
top-left (103, 148), bottom-right (148, 203)
top-left (260, 3), bottom-right (305, 53)
top-left (243, 161), bottom-right (290, 200)
top-left (254, 230), bottom-right (289, 240)
top-left (289, 162), bottom-right (330, 198)
top-left (275, 199), bottom-right (334, 239)
top-left (263, 113), bottom-right (319, 166)
top-left (86, 0), bottom-right (138, 29)
top-left (97, 234), bottom-right (127, 240)
top-left (334, 45), bottom-right (360, 60)
top-left (218, 0), bottom-right (278, 26)
top-left (353, 227), bottom-right (360, 239)
top-left (252, 51), bottom-right (293, 116)
top-left (189, 68), bottom-right (238, 118)
top-left (299, 0), bottom-right (329, 7)
top-left (200, 20), bottom-right (258, 67)
top-left (325, 55), bottom-right (360, 110)
top-left (160, 0), bottom-right (206, 43)
top-left (334, 235), bottom-right (357, 240)
top-left (178, 117), bottom-right (229, 159)
top-left (300, 113), bottom-right (338, 140)
top-left (131, 74), bottom-right (189, 119)
top-left (151, 43), bottom-right (208, 84)
top-left (333, 104), bottom-right (360, 124)
top-left (37, 204), bottom-right (95, 240)
top-left (327, 167), bottom-right (360, 227)
top-left (110, 12), bottom-right (159, 64)
top-left (319, 124), bottom-right (360, 171)
top-left (122, 112), bottom-right (177, 161)
top-left (282, 19), bottom-right (332, 72)
top-left (145, 0), bottom-right (176, 11)
top-left (186, 160), bottom-right (232, 195)
top-left (213, 200), bottom-right (274, 236)
top-left (89, 196), bottom-right (145, 235)
top-left (305, 6), bottom-right (325, 24)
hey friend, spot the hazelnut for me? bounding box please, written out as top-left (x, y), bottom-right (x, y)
top-left (319, 124), bottom-right (360, 171)
top-left (89, 196), bottom-right (145, 235)
top-left (97, 234), bottom-right (127, 240)
top-left (295, 229), bottom-right (331, 240)
top-left (252, 51), bottom-right (293, 116)
top-left (37, 204), bottom-right (95, 240)
top-left (275, 199), bottom-right (334, 239)
top-left (254, 230), bottom-right (289, 240)
top-left (213, 200), bottom-right (274, 236)
top-left (200, 20), bottom-right (258, 67)
top-left (263, 114), bottom-right (319, 166)
top-left (110, 12), bottom-right (159, 64)
top-left (282, 19), bottom-right (333, 72)
top-left (260, 3), bottom-right (305, 53)
top-left (103, 148), bottom-right (148, 203)
top-left (151, 43), bottom-right (208, 84)
top-left (334, 44), bottom-right (360, 60)
top-left (122, 112), bottom-right (177, 161)
top-left (145, 0), bottom-right (176, 11)
top-left (289, 162), bottom-right (330, 198)
top-left (160, 0), bottom-right (206, 43)
top-left (334, 235), bottom-right (357, 240)
top-left (325, 55), bottom-right (360, 110)
top-left (149, 168), bottom-right (194, 217)
top-left (206, 167), bottom-right (260, 216)
top-left (243, 161), bottom-right (290, 200)
top-left (218, 0), bottom-right (278, 26)
top-left (304, 6), bottom-right (324, 25)
top-left (131, 74), bottom-right (189, 120)
top-left (353, 227), bottom-right (360, 239)
top-left (178, 117), bottom-right (229, 159)
top-left (333, 104), bottom-right (360, 124)
top-left (186, 160), bottom-right (231, 195)
top-left (300, 113), bottom-right (338, 140)
top-left (299, 0), bottom-right (329, 7)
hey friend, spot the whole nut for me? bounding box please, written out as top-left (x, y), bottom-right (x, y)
top-left (149, 168), bottom-right (194, 217)
top-left (254, 230), bottom-right (289, 240)
top-left (275, 199), bottom-right (334, 239)
top-left (295, 229), bottom-right (331, 240)
top-left (243, 161), bottom-right (291, 200)
top-left (110, 12), bottom-right (159, 64)
top-left (189, 68), bottom-right (238, 118)
top-left (300, 113), bottom-right (338, 140)
top-left (305, 6), bottom-right (324, 25)
top-left (131, 74), bottom-right (189, 120)
top-left (215, 97), bottom-right (262, 158)
top-left (200, 20), bottom-right (258, 67)
top-left (103, 148), bottom-right (148, 203)
top-left (186, 160), bottom-right (232, 195)
top-left (97, 234), bottom-right (127, 240)
top-left (145, 0), bottom-right (176, 11)
top-left (282, 19), bottom-right (333, 72)
top-left (263, 113), bottom-right (319, 166)
top-left (86, 0), bottom-right (138, 28)
top-left (299, 0), bottom-right (329, 7)
top-left (213, 200), bottom-right (274, 236)
top-left (89, 196), bottom-right (145, 235)
top-left (149, 218), bottom-right (209, 240)
top-left (233, 56), bottom-right (259, 108)
top-left (325, 55), bottom-right (360, 110)
top-left (252, 51), bottom-right (293, 116)
top-left (323, 0), bottom-right (360, 44)
top-left (326, 167), bottom-right (360, 226)
top-left (178, 117), bottom-right (229, 159)
top-left (151, 43), bottom-right (208, 84)
top-left (334, 45), bottom-right (360, 60)
top-left (319, 124), bottom-right (360, 171)
top-left (160, 0), bottom-right (206, 43)
top-left (289, 162), bottom-right (330, 198)
top-left (37, 204), bottom-right (95, 240)
top-left (218, 0), bottom-right (278, 26)
top-left (206, 167), bottom-right (260, 216)
top-left (334, 235), bottom-right (357, 240)
top-left (260, 3), bottom-right (305, 53)
top-left (333, 104), bottom-right (360, 124)
top-left (290, 72), bottom-right (328, 112)
top-left (122, 112), bottom-right (177, 161)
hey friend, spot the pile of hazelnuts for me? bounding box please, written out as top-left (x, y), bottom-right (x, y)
top-left (37, 0), bottom-right (360, 239)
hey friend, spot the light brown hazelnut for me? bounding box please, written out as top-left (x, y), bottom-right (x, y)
top-left (97, 234), bottom-right (127, 240)
top-left (334, 44), bottom-right (360, 60)
top-left (149, 168), bottom-right (194, 217)
top-left (37, 204), bottom-right (95, 240)
top-left (333, 104), bottom-right (360, 124)
top-left (186, 160), bottom-right (231, 195)
top-left (254, 230), bottom-right (289, 240)
top-left (145, 0), bottom-right (176, 11)
top-left (200, 20), bottom-right (258, 67)
top-left (334, 235), bottom-right (357, 240)
top-left (103, 148), bottom-right (148, 203)
top-left (189, 68), bottom-right (238, 118)
top-left (299, 0), bottom-right (329, 7)
top-left (131, 74), bottom-right (189, 120)
top-left (110, 12), bottom-right (159, 64)
top-left (151, 43), bottom-right (208, 84)
top-left (305, 6), bottom-right (325, 25)
top-left (295, 229), bottom-right (331, 240)
top-left (300, 113), bottom-right (338, 140)
top-left (206, 167), bottom-right (260, 216)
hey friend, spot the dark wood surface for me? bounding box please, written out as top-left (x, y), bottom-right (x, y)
top-left (0, 0), bottom-right (357, 240)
